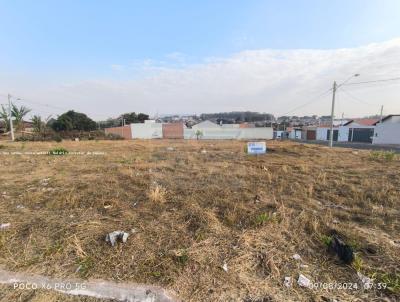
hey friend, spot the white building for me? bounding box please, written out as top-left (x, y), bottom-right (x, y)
top-left (131, 120), bottom-right (163, 139)
top-left (373, 115), bottom-right (400, 145)
top-left (188, 120), bottom-right (273, 140)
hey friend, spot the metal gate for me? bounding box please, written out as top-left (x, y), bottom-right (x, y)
top-left (348, 128), bottom-right (374, 143)
top-left (306, 130), bottom-right (316, 140)
top-left (327, 129), bottom-right (338, 141)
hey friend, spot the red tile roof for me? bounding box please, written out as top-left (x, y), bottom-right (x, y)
top-left (344, 118), bottom-right (379, 126)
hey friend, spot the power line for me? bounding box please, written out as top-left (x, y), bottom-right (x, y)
top-left (343, 76), bottom-right (400, 86)
top-left (278, 88), bottom-right (332, 117)
top-left (339, 89), bottom-right (379, 107)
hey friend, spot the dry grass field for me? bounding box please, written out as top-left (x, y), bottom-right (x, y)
top-left (0, 139), bottom-right (399, 301)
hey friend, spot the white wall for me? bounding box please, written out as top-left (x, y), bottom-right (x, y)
top-left (184, 127), bottom-right (273, 140)
top-left (131, 123), bottom-right (163, 139)
top-left (337, 126), bottom-right (349, 142)
top-left (316, 128), bottom-right (328, 140)
top-left (316, 127), bottom-right (349, 141)
top-left (289, 129), bottom-right (301, 139)
top-left (238, 128), bottom-right (273, 140)
top-left (373, 123), bottom-right (400, 145)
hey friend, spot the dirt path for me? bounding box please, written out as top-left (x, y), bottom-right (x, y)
top-left (0, 269), bottom-right (177, 302)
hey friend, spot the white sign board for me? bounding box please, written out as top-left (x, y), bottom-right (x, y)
top-left (247, 142), bottom-right (267, 154)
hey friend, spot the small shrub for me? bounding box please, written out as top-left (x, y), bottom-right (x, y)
top-left (105, 133), bottom-right (124, 140)
top-left (77, 256), bottom-right (94, 278)
top-left (172, 249), bottom-right (189, 266)
top-left (255, 213), bottom-right (270, 226)
top-left (352, 254), bottom-right (363, 271)
top-left (49, 147), bottom-right (68, 155)
top-left (52, 134), bottom-right (62, 142)
top-left (15, 136), bottom-right (34, 142)
top-left (321, 235), bottom-right (333, 247)
top-left (372, 272), bottom-right (400, 293)
top-left (369, 150), bottom-right (396, 162)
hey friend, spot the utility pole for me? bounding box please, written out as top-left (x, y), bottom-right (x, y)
top-left (379, 105), bottom-right (383, 124)
top-left (329, 81), bottom-right (337, 148)
top-left (7, 94), bottom-right (14, 141)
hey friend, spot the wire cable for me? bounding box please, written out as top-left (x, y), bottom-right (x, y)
top-left (343, 76), bottom-right (400, 86)
top-left (339, 89), bottom-right (379, 107)
top-left (278, 87), bottom-right (332, 117)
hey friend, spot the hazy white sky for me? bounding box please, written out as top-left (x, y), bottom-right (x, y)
top-left (1, 39), bottom-right (400, 120)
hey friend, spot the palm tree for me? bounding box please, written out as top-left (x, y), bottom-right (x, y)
top-left (0, 105), bottom-right (10, 132)
top-left (11, 104), bottom-right (31, 130)
top-left (32, 115), bottom-right (44, 133)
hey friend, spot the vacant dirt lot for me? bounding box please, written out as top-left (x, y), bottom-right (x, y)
top-left (0, 140), bottom-right (399, 301)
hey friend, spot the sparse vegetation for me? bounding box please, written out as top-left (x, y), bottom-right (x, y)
top-left (49, 147), bottom-right (68, 155)
top-left (0, 140), bottom-right (399, 301)
top-left (369, 150), bottom-right (397, 162)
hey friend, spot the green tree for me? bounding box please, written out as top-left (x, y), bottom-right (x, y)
top-left (119, 112), bottom-right (149, 124)
top-left (137, 113), bottom-right (149, 123)
top-left (0, 105), bottom-right (10, 131)
top-left (0, 103), bottom-right (31, 131)
top-left (51, 110), bottom-right (97, 132)
top-left (11, 104), bottom-right (31, 130)
top-left (195, 130), bottom-right (203, 140)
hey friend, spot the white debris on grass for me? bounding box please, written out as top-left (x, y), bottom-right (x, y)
top-left (297, 274), bottom-right (311, 288)
top-left (222, 262), bottom-right (228, 272)
top-left (284, 276), bottom-right (292, 287)
top-left (105, 231), bottom-right (130, 247)
top-left (201, 150), bottom-right (207, 154)
top-left (357, 272), bottom-right (373, 290)
top-left (292, 254), bottom-right (301, 260)
top-left (0, 223), bottom-right (11, 230)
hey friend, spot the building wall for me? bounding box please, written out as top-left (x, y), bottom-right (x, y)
top-left (239, 123), bottom-right (255, 128)
top-left (105, 125), bottom-right (132, 139)
top-left (316, 128), bottom-right (328, 140)
top-left (337, 126), bottom-right (349, 142)
top-left (289, 129), bottom-right (301, 139)
top-left (184, 128), bottom-right (196, 139)
top-left (316, 127), bottom-right (349, 141)
top-left (184, 127), bottom-right (273, 140)
top-left (381, 116), bottom-right (400, 124)
top-left (131, 123), bottom-right (163, 139)
top-left (373, 123), bottom-right (400, 144)
top-left (162, 123), bottom-right (184, 139)
top-left (237, 128), bottom-right (273, 140)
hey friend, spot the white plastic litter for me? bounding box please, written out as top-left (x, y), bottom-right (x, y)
top-left (222, 262), bottom-right (228, 272)
top-left (284, 276), bottom-right (292, 287)
top-left (297, 274), bottom-right (311, 288)
top-left (357, 272), bottom-right (373, 290)
top-left (292, 254), bottom-right (301, 260)
top-left (105, 231), bottom-right (129, 247)
top-left (0, 223), bottom-right (10, 230)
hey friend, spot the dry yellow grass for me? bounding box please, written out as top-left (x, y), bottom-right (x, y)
top-left (0, 139), bottom-right (399, 301)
